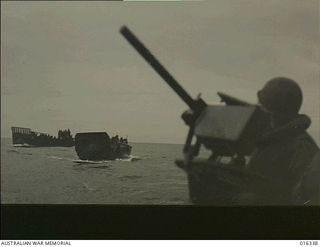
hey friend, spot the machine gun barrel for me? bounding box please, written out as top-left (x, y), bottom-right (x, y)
top-left (120, 26), bottom-right (206, 112)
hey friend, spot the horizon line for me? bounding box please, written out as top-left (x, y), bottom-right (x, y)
top-left (0, 136), bottom-right (184, 145)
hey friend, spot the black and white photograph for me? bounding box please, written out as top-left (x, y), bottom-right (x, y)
top-left (1, 0), bottom-right (319, 239)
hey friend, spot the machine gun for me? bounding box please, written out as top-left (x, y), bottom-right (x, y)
top-left (120, 26), bottom-right (269, 204)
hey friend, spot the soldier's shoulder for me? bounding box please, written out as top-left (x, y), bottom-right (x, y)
top-left (295, 131), bottom-right (319, 151)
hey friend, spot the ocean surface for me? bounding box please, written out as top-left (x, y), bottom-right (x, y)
top-left (1, 138), bottom-right (191, 204)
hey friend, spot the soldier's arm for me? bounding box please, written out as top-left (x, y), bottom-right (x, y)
top-left (289, 138), bottom-right (319, 204)
top-left (299, 151), bottom-right (320, 205)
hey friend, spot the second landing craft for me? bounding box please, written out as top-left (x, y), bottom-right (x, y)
top-left (75, 132), bottom-right (132, 161)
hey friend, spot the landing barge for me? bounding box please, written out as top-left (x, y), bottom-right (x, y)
top-left (75, 132), bottom-right (132, 161)
top-left (11, 126), bottom-right (74, 147)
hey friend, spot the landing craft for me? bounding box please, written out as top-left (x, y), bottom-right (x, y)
top-left (11, 126), bottom-right (74, 147)
top-left (74, 132), bottom-right (132, 161)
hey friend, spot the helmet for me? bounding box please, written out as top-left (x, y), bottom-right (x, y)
top-left (258, 77), bottom-right (303, 116)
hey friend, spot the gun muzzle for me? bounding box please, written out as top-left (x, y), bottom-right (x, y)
top-left (120, 26), bottom-right (206, 112)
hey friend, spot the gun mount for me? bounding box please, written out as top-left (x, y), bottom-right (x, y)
top-left (120, 26), bottom-right (270, 204)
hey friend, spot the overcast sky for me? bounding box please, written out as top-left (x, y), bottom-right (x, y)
top-left (1, 0), bottom-right (319, 144)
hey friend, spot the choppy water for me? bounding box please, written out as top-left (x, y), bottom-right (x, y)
top-left (1, 138), bottom-right (190, 204)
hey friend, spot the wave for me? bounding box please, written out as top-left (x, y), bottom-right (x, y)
top-left (71, 159), bottom-right (111, 164)
top-left (48, 155), bottom-right (74, 162)
top-left (10, 144), bottom-right (33, 148)
top-left (48, 154), bottom-right (143, 164)
top-left (116, 155), bottom-right (142, 162)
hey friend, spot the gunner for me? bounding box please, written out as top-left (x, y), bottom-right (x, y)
top-left (245, 77), bottom-right (319, 205)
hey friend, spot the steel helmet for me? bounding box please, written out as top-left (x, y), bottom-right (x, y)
top-left (258, 77), bottom-right (303, 116)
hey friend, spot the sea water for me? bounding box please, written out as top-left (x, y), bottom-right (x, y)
top-left (3, 131), bottom-right (319, 205)
top-left (1, 138), bottom-right (190, 204)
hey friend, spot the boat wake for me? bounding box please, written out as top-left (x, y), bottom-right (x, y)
top-left (116, 155), bottom-right (142, 162)
top-left (72, 159), bottom-right (111, 164)
top-left (11, 144), bottom-right (33, 148)
top-left (48, 155), bottom-right (142, 164)
top-left (48, 155), bottom-right (74, 162)
top-left (72, 155), bottom-right (142, 164)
